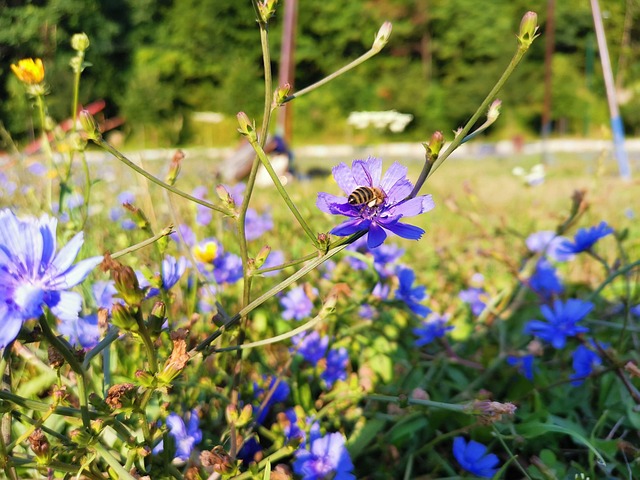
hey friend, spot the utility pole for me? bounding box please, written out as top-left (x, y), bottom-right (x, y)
top-left (277, 0), bottom-right (298, 145)
top-left (541, 0), bottom-right (555, 164)
top-left (590, 0), bottom-right (632, 179)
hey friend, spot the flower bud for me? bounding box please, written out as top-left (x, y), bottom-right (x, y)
top-left (215, 184), bottom-right (236, 210)
top-left (48, 345), bottom-right (65, 369)
top-left (148, 301), bottom-right (167, 335)
top-left (517, 11), bottom-right (539, 49)
top-left (110, 303), bottom-right (139, 332)
top-left (254, 245), bottom-right (272, 270)
top-left (165, 149), bottom-right (184, 186)
top-left (236, 112), bottom-right (256, 139)
top-left (273, 83), bottom-right (292, 107)
top-left (79, 110), bottom-right (102, 141)
top-left (71, 33), bottom-right (90, 52)
top-left (257, 0), bottom-right (277, 23)
top-left (11, 58), bottom-right (45, 85)
top-left (372, 22), bottom-right (393, 53)
top-left (29, 429), bottom-right (51, 465)
top-left (105, 383), bottom-right (137, 411)
top-left (487, 99), bottom-right (502, 124)
top-left (111, 263), bottom-right (146, 306)
top-left (423, 130), bottom-right (445, 160)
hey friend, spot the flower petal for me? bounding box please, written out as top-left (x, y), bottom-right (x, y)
top-left (331, 218), bottom-right (370, 236)
top-left (352, 157), bottom-right (382, 187)
top-left (379, 162), bottom-right (408, 193)
top-left (49, 291), bottom-right (83, 322)
top-left (332, 163), bottom-right (358, 195)
top-left (381, 220), bottom-right (425, 241)
top-left (50, 232), bottom-right (84, 275)
top-left (390, 195), bottom-right (435, 217)
top-left (0, 305), bottom-right (23, 348)
top-left (47, 256), bottom-right (103, 289)
top-left (367, 223), bottom-right (387, 248)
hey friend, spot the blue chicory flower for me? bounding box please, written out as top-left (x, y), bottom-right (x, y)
top-left (245, 208), bottom-right (273, 241)
top-left (631, 304), bottom-right (640, 317)
top-left (254, 376), bottom-right (290, 425)
top-left (316, 157), bottom-right (435, 249)
top-left (359, 303), bottom-right (374, 319)
top-left (506, 354), bottom-right (535, 381)
top-left (528, 258), bottom-right (564, 298)
top-left (459, 287), bottom-right (487, 316)
top-left (0, 209), bottom-right (103, 348)
top-left (281, 285), bottom-right (316, 321)
top-left (110, 191), bottom-right (137, 230)
top-left (525, 230), bottom-right (574, 262)
top-left (91, 280), bottom-right (122, 312)
top-left (453, 436), bottom-right (500, 478)
top-left (558, 221), bottom-right (614, 255)
top-left (192, 186), bottom-right (213, 226)
top-left (413, 313), bottom-right (453, 347)
top-left (153, 409), bottom-right (202, 461)
top-left (161, 255), bottom-right (187, 290)
top-left (292, 331), bottom-right (329, 365)
top-left (321, 347), bottom-right (349, 389)
top-left (571, 341), bottom-right (602, 386)
top-left (293, 425), bottom-right (355, 480)
top-left (524, 299), bottom-right (593, 349)
top-left (58, 313), bottom-right (101, 350)
top-left (395, 266), bottom-right (431, 317)
top-left (261, 249), bottom-right (285, 277)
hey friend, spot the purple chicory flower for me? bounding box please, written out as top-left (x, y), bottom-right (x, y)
top-left (192, 186), bottom-right (213, 226)
top-left (506, 354), bottom-right (535, 381)
top-left (261, 249), bottom-right (284, 277)
top-left (459, 287), bottom-right (487, 316)
top-left (58, 313), bottom-right (101, 350)
top-left (321, 347), bottom-right (349, 389)
top-left (254, 376), bottom-right (290, 425)
top-left (280, 285), bottom-right (316, 321)
top-left (524, 299), bottom-right (593, 349)
top-left (528, 258), bottom-right (564, 298)
top-left (413, 313), bottom-right (453, 347)
top-left (317, 157), bottom-right (435, 249)
top-left (571, 340), bottom-right (603, 386)
top-left (452, 437), bottom-right (500, 478)
top-left (293, 425), bottom-right (355, 480)
top-left (153, 409), bottom-right (202, 461)
top-left (245, 208), bottom-right (273, 241)
top-left (0, 209), bottom-right (103, 348)
top-left (558, 221), bottom-right (614, 254)
top-left (91, 280), bottom-right (122, 312)
top-left (395, 266), bottom-right (430, 317)
top-left (525, 230), bottom-right (574, 262)
top-left (291, 331), bottom-right (329, 365)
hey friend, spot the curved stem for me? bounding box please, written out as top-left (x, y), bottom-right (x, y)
top-left (247, 137), bottom-right (320, 247)
top-left (110, 225), bottom-right (174, 259)
top-left (193, 231), bottom-right (365, 354)
top-left (95, 138), bottom-right (232, 216)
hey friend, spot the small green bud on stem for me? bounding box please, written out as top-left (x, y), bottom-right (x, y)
top-left (372, 21), bottom-right (393, 53)
top-left (71, 33), bottom-right (90, 52)
top-left (517, 11), bottom-right (539, 50)
top-left (79, 110), bottom-right (101, 141)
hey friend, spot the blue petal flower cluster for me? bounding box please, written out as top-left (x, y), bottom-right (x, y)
top-left (413, 313), bottom-right (453, 346)
top-left (452, 437), bottom-right (500, 478)
top-left (0, 209), bottom-right (102, 348)
top-left (293, 425), bottom-right (355, 480)
top-left (524, 299), bottom-right (593, 349)
top-left (280, 285), bottom-right (316, 321)
top-left (571, 341), bottom-right (603, 386)
top-left (395, 266), bottom-right (431, 317)
top-left (153, 409), bottom-right (202, 461)
top-left (317, 157), bottom-right (435, 248)
top-left (558, 221), bottom-right (613, 254)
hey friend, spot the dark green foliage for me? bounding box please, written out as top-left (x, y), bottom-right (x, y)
top-left (0, 0), bottom-right (637, 145)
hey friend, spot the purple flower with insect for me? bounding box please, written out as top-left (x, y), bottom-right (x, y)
top-left (317, 157), bottom-right (435, 249)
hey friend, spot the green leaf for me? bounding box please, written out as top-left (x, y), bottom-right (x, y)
top-left (348, 417), bottom-right (386, 459)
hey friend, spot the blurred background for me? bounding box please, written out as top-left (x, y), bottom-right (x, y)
top-left (1, 0), bottom-right (639, 151)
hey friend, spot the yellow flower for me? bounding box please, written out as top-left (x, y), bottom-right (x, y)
top-left (11, 58), bottom-right (45, 85)
top-left (193, 241), bottom-right (219, 264)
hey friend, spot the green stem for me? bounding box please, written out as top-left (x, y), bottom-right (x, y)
top-left (587, 259), bottom-right (640, 302)
top-left (232, 446), bottom-right (296, 480)
top-left (110, 226), bottom-right (174, 259)
top-left (93, 441), bottom-right (137, 480)
top-left (248, 137), bottom-right (319, 247)
top-left (423, 43), bottom-right (533, 184)
top-left (35, 94), bottom-right (55, 212)
top-left (365, 394), bottom-right (467, 413)
top-left (284, 48), bottom-right (384, 104)
top-left (95, 138), bottom-right (232, 216)
top-left (38, 313), bottom-right (91, 429)
top-left (212, 292), bottom-right (337, 353)
top-left (82, 328), bottom-right (120, 370)
top-left (194, 231), bottom-right (365, 353)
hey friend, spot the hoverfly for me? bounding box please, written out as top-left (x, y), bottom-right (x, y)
top-left (348, 186), bottom-right (386, 208)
